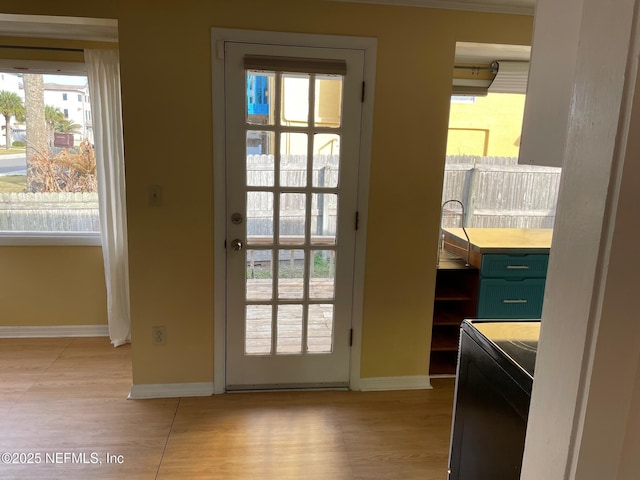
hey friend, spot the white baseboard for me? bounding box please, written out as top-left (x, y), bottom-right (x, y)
top-left (358, 375), bottom-right (433, 391)
top-left (130, 377), bottom-right (429, 397)
top-left (0, 325), bottom-right (109, 338)
top-left (128, 382), bottom-right (215, 400)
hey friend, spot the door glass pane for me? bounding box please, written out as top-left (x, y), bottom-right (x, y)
top-left (307, 304), bottom-right (334, 353)
top-left (246, 305), bottom-right (272, 355)
top-left (281, 74), bottom-right (309, 127)
top-left (279, 193), bottom-right (306, 244)
top-left (309, 250), bottom-right (335, 300)
top-left (246, 71), bottom-right (275, 125)
top-left (280, 132), bottom-right (308, 187)
top-left (277, 304), bottom-right (303, 354)
top-left (313, 134), bottom-right (340, 188)
top-left (246, 249), bottom-right (273, 301)
top-left (311, 193), bottom-right (337, 245)
top-left (278, 249), bottom-right (305, 299)
top-left (314, 75), bottom-right (343, 128)
top-left (247, 191), bottom-right (273, 243)
top-left (247, 131), bottom-right (275, 186)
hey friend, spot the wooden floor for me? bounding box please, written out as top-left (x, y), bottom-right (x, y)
top-left (0, 337), bottom-right (455, 480)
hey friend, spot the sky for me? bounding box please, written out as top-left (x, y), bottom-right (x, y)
top-left (43, 74), bottom-right (87, 85)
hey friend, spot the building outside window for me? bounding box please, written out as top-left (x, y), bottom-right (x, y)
top-left (447, 92), bottom-right (525, 157)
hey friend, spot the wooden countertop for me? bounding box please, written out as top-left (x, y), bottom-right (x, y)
top-left (442, 228), bottom-right (553, 268)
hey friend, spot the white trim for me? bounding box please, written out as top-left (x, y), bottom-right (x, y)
top-left (0, 232), bottom-right (101, 246)
top-left (211, 29), bottom-right (228, 395)
top-left (0, 59), bottom-right (87, 75)
top-left (358, 375), bottom-right (433, 391)
top-left (128, 382), bottom-right (215, 400)
top-left (0, 14), bottom-right (118, 43)
top-left (211, 28), bottom-right (376, 393)
top-left (327, 0), bottom-right (534, 16)
top-left (0, 14), bottom-right (117, 28)
top-left (211, 27), bottom-right (380, 52)
top-left (349, 36), bottom-right (377, 393)
top-left (0, 324), bottom-right (108, 338)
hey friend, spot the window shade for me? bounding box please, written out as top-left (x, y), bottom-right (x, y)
top-left (452, 78), bottom-right (491, 96)
top-left (488, 61), bottom-right (529, 94)
top-left (244, 55), bottom-right (347, 75)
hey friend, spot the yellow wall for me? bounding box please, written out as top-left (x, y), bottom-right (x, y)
top-left (447, 93), bottom-right (526, 157)
top-left (0, 246), bottom-right (106, 326)
top-left (1, 0), bottom-right (532, 385)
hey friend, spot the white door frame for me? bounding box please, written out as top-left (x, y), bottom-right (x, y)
top-left (211, 28), bottom-right (377, 393)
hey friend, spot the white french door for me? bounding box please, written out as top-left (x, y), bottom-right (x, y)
top-left (223, 41), bottom-right (365, 389)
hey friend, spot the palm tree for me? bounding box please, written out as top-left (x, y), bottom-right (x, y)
top-left (24, 74), bottom-right (46, 192)
top-left (55, 118), bottom-right (82, 134)
top-left (0, 90), bottom-right (25, 150)
top-left (45, 105), bottom-right (65, 147)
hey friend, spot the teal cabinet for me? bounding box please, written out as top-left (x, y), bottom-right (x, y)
top-left (477, 254), bottom-right (548, 319)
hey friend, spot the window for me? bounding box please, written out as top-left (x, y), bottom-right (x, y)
top-left (78, 94), bottom-right (82, 101)
top-left (0, 71), bottom-right (98, 245)
top-left (451, 95), bottom-right (476, 105)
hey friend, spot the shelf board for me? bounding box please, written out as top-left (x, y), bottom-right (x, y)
top-left (431, 330), bottom-right (460, 351)
top-left (433, 310), bottom-right (465, 326)
top-left (437, 250), bottom-right (475, 270)
top-left (430, 250), bottom-right (478, 376)
top-left (435, 287), bottom-right (474, 301)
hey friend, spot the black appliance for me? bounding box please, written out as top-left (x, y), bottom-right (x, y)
top-left (448, 320), bottom-right (540, 480)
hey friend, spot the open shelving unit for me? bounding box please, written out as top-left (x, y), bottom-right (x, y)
top-left (430, 251), bottom-right (479, 376)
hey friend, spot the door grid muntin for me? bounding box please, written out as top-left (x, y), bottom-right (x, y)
top-left (244, 68), bottom-right (343, 357)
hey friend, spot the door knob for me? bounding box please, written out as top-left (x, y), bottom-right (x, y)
top-left (231, 239), bottom-right (244, 251)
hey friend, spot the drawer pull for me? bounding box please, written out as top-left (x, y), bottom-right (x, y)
top-left (506, 265), bottom-right (530, 270)
top-left (503, 299), bottom-right (528, 304)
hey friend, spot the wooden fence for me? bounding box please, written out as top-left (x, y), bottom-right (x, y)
top-left (0, 154), bottom-right (559, 234)
top-left (0, 192), bottom-right (99, 232)
top-left (246, 154), bottom-right (339, 238)
top-left (441, 155), bottom-right (562, 228)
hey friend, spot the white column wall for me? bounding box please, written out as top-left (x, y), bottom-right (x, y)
top-left (521, 0), bottom-right (640, 478)
top-left (518, 0), bottom-right (581, 167)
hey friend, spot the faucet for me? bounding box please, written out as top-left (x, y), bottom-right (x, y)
top-left (437, 199), bottom-right (470, 267)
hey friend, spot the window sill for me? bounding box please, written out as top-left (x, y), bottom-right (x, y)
top-left (0, 232), bottom-right (102, 247)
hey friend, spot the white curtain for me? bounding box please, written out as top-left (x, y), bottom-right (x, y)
top-left (85, 49), bottom-right (131, 347)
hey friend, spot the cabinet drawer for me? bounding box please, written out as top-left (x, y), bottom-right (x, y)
top-left (480, 254), bottom-right (548, 279)
top-left (477, 278), bottom-right (545, 319)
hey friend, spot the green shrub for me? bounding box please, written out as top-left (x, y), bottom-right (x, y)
top-left (12, 141), bottom-right (25, 147)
